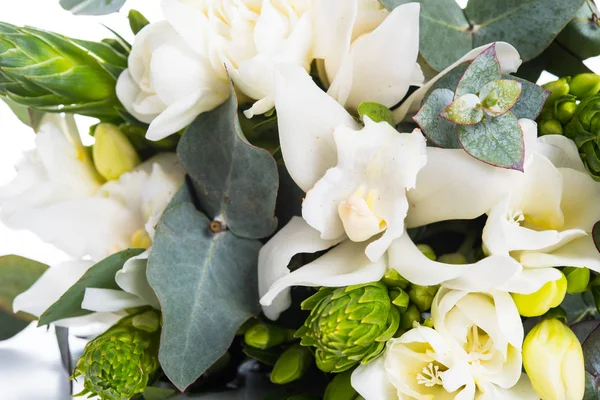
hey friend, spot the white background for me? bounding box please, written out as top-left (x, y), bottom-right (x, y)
top-left (0, 0), bottom-right (598, 399)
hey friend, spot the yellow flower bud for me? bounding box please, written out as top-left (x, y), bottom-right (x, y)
top-left (511, 270), bottom-right (566, 317)
top-left (523, 319), bottom-right (585, 400)
top-left (93, 123), bottom-right (141, 181)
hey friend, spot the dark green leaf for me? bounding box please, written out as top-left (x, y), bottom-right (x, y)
top-left (584, 324), bottom-right (600, 375)
top-left (563, 292), bottom-right (598, 325)
top-left (457, 113), bottom-right (524, 170)
top-left (585, 371), bottom-right (600, 399)
top-left (147, 192), bottom-right (262, 391)
top-left (38, 248), bottom-right (144, 326)
top-left (0, 310), bottom-right (29, 340)
top-left (503, 75), bottom-right (550, 120)
top-left (59, 0), bottom-right (126, 15)
top-left (572, 320), bottom-right (600, 343)
top-left (425, 62), bottom-right (469, 100)
top-left (0, 255), bottom-right (48, 316)
top-left (455, 44), bottom-right (501, 97)
top-left (143, 387), bottom-right (177, 400)
top-left (129, 10), bottom-right (150, 35)
top-left (243, 345), bottom-right (282, 366)
top-left (557, 0), bottom-right (600, 60)
top-left (177, 89), bottom-right (278, 240)
top-left (594, 221), bottom-right (600, 254)
top-left (413, 88), bottom-right (461, 148)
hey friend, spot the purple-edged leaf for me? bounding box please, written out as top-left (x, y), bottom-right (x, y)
top-left (480, 80), bottom-right (522, 117)
top-left (440, 94), bottom-right (483, 125)
top-left (503, 75), bottom-right (550, 119)
top-left (455, 44), bottom-right (501, 97)
top-left (413, 88), bottom-right (461, 148)
top-left (457, 113), bottom-right (524, 170)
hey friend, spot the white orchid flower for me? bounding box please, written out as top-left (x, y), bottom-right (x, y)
top-left (352, 289), bottom-right (537, 399)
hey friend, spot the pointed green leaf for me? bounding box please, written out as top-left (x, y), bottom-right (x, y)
top-left (38, 248), bottom-right (144, 326)
top-left (0, 255), bottom-right (48, 317)
top-left (0, 310), bottom-right (30, 341)
top-left (413, 88), bottom-right (460, 148)
top-left (147, 186), bottom-right (262, 391)
top-left (177, 88), bottom-right (278, 240)
top-left (59, 0), bottom-right (126, 15)
top-left (440, 93), bottom-right (483, 125)
top-left (129, 10), bottom-right (150, 35)
top-left (2, 97), bottom-right (44, 132)
top-left (457, 113), bottom-right (524, 171)
top-left (357, 102), bottom-right (394, 125)
top-left (455, 44), bottom-right (501, 97)
top-left (503, 75), bottom-right (550, 120)
top-left (479, 80), bottom-right (522, 117)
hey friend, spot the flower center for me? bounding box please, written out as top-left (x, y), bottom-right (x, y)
top-left (131, 229), bottom-right (152, 249)
top-left (416, 362), bottom-right (445, 387)
top-left (465, 324), bottom-right (495, 363)
top-left (338, 186), bottom-right (386, 242)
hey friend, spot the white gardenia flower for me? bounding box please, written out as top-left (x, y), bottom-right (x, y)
top-left (351, 289), bottom-right (538, 399)
top-left (118, 0), bottom-right (313, 140)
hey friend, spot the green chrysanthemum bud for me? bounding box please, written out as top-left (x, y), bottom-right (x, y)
top-left (244, 322), bottom-right (293, 350)
top-left (73, 310), bottom-right (161, 400)
top-left (381, 268), bottom-right (409, 289)
top-left (408, 284), bottom-right (439, 312)
top-left (270, 344), bottom-right (313, 384)
top-left (564, 93), bottom-right (600, 180)
top-left (296, 283), bottom-right (399, 373)
top-left (93, 123), bottom-right (141, 181)
top-left (563, 267), bottom-right (590, 294)
top-left (554, 95), bottom-right (578, 124)
top-left (0, 22), bottom-right (126, 119)
top-left (539, 119), bottom-right (564, 136)
top-left (416, 244), bottom-right (437, 261)
top-left (570, 73), bottom-right (600, 99)
top-left (389, 288), bottom-right (409, 312)
top-left (543, 77), bottom-right (571, 106)
top-left (324, 369), bottom-right (358, 400)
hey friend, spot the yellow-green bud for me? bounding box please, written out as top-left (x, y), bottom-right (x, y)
top-left (538, 119), bottom-right (564, 135)
top-left (563, 267), bottom-right (590, 294)
top-left (382, 269), bottom-right (409, 289)
top-left (523, 319), bottom-right (585, 400)
top-left (570, 73), bottom-right (600, 99)
top-left (323, 370), bottom-right (357, 400)
top-left (416, 244), bottom-right (437, 261)
top-left (422, 317), bottom-right (434, 328)
top-left (543, 77), bottom-right (571, 105)
top-left (93, 123), bottom-right (141, 181)
top-left (390, 288), bottom-right (409, 312)
top-left (270, 344), bottom-right (313, 384)
top-left (554, 95), bottom-right (578, 124)
top-left (408, 285), bottom-right (439, 312)
top-left (244, 322), bottom-right (290, 350)
top-left (399, 304), bottom-right (421, 330)
top-left (511, 270), bottom-right (567, 317)
top-left (437, 253), bottom-right (467, 265)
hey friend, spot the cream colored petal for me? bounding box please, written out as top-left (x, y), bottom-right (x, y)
top-left (497, 266), bottom-right (563, 294)
top-left (161, 0), bottom-right (209, 55)
top-left (520, 236), bottom-right (600, 272)
top-left (560, 168), bottom-right (600, 232)
top-left (536, 135), bottom-right (586, 172)
top-left (116, 70), bottom-right (158, 124)
top-left (81, 288), bottom-right (148, 313)
top-left (351, 355), bottom-right (397, 400)
top-left (116, 250), bottom-right (160, 309)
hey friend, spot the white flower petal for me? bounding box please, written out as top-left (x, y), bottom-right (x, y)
top-left (116, 70), bottom-right (157, 124)
top-left (161, 0), bottom-right (209, 55)
top-left (477, 374), bottom-right (539, 400)
top-left (560, 168), bottom-right (600, 232)
top-left (116, 250), bottom-right (160, 309)
top-left (497, 266), bottom-right (562, 294)
top-left (258, 217), bottom-right (341, 320)
top-left (536, 134), bottom-right (587, 172)
top-left (351, 355), bottom-right (397, 400)
top-left (81, 288), bottom-right (148, 313)
top-left (520, 236), bottom-right (600, 272)
top-left (274, 64), bottom-right (360, 191)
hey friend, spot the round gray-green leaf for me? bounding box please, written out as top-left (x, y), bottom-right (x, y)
top-left (440, 94), bottom-right (483, 125)
top-left (413, 88), bottom-right (461, 148)
top-left (479, 80), bottom-right (522, 117)
top-left (59, 0), bottom-right (126, 15)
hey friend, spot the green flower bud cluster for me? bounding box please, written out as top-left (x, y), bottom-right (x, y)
top-left (0, 22), bottom-right (127, 119)
top-left (73, 310), bottom-right (161, 400)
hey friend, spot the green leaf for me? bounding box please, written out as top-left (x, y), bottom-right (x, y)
top-left (357, 102), bottom-right (394, 125)
top-left (38, 248), bottom-right (144, 326)
top-left (479, 80), bottom-right (522, 117)
top-left (143, 387), bottom-right (177, 400)
top-left (0, 255), bottom-right (48, 316)
top-left (584, 371), bottom-right (600, 399)
top-left (59, 0), bottom-right (126, 15)
top-left (243, 345), bottom-right (283, 366)
top-left (129, 10), bottom-right (150, 35)
top-left (1, 97), bottom-right (44, 131)
top-left (457, 113), bottom-right (524, 170)
top-left (413, 88), bottom-right (461, 148)
top-left (0, 310), bottom-right (30, 341)
top-left (584, 325), bottom-right (600, 376)
top-left (440, 94), bottom-right (483, 125)
top-left (503, 75), bottom-right (549, 120)
top-left (177, 89), bottom-right (278, 240)
top-left (455, 44), bottom-right (501, 97)
top-left (557, 0), bottom-right (600, 60)
top-left (593, 221), bottom-right (600, 254)
top-left (381, 0), bottom-right (583, 71)
top-left (147, 187), bottom-right (262, 391)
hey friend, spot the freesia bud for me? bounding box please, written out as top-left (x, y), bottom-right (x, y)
top-left (437, 253), bottom-right (467, 264)
top-left (416, 244), bottom-right (437, 261)
top-left (554, 95), bottom-right (578, 124)
top-left (563, 267), bottom-right (590, 294)
top-left (523, 319), bottom-right (585, 400)
top-left (323, 370), bottom-right (357, 400)
top-left (399, 304), bottom-right (421, 330)
top-left (270, 344), bottom-right (313, 384)
top-left (512, 270), bottom-right (567, 317)
top-left (408, 284), bottom-right (439, 312)
top-left (543, 77), bottom-right (571, 105)
top-left (244, 322), bottom-right (290, 350)
top-left (93, 123), bottom-right (141, 181)
top-left (570, 73), bottom-right (600, 99)
top-left (538, 119), bottom-right (564, 136)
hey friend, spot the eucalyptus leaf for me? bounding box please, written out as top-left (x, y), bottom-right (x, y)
top-left (440, 94), bottom-right (483, 125)
top-left (0, 255), bottom-right (48, 316)
top-left (557, 0), bottom-right (600, 60)
top-left (413, 88), bottom-right (461, 148)
top-left (479, 80), bottom-right (522, 117)
top-left (584, 325), bottom-right (600, 376)
top-left (381, 0), bottom-right (583, 71)
top-left (457, 113), bottom-right (524, 170)
top-left (177, 89), bottom-right (278, 240)
top-left (59, 0), bottom-right (126, 15)
top-left (585, 371), bottom-right (600, 399)
top-left (503, 75), bottom-right (550, 120)
top-left (147, 186), bottom-right (262, 391)
top-left (455, 45), bottom-right (501, 97)
top-left (38, 248), bottom-right (144, 326)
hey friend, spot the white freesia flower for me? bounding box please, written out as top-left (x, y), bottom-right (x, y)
top-left (352, 289), bottom-right (537, 399)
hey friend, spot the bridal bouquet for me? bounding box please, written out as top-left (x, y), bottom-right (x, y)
top-left (4, 0), bottom-right (600, 399)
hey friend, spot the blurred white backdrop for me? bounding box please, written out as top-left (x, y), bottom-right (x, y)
top-left (0, 0), bottom-right (599, 399)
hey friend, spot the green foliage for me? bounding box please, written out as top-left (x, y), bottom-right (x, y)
top-left (413, 88), bottom-right (460, 148)
top-left (38, 248), bottom-right (144, 326)
top-left (357, 102), bottom-right (393, 125)
top-left (557, 0), bottom-right (600, 60)
top-left (147, 183), bottom-right (263, 391)
top-left (60, 0), bottom-right (127, 15)
top-left (1, 97), bottom-right (44, 131)
top-left (381, 0), bottom-right (583, 72)
top-left (296, 283), bottom-right (399, 373)
top-left (128, 10), bottom-right (150, 35)
top-left (73, 310), bottom-right (161, 400)
top-left (0, 310), bottom-right (29, 341)
top-left (564, 94), bottom-right (600, 180)
top-left (142, 387), bottom-right (176, 400)
top-left (323, 370), bottom-right (357, 400)
top-left (244, 322), bottom-right (292, 350)
top-left (0, 22), bottom-right (126, 119)
top-left (270, 344), bottom-right (313, 385)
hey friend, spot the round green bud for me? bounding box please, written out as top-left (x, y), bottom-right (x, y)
top-left (270, 344), bottom-right (313, 384)
top-left (381, 268), bottom-right (409, 289)
top-left (73, 310), bottom-right (160, 400)
top-left (570, 73), bottom-right (600, 99)
top-left (416, 244), bottom-right (437, 261)
top-left (437, 253), bottom-right (467, 265)
top-left (511, 270), bottom-right (567, 317)
top-left (324, 369), bottom-right (357, 400)
top-left (93, 123), bottom-right (141, 181)
top-left (408, 285), bottom-right (439, 312)
top-left (538, 119), bottom-right (564, 136)
top-left (563, 267), bottom-right (590, 294)
top-left (399, 304), bottom-right (421, 330)
top-left (543, 77), bottom-right (571, 105)
top-left (554, 95), bottom-right (578, 124)
top-left (296, 283), bottom-right (400, 373)
top-left (564, 94), bottom-right (600, 179)
top-left (390, 288), bottom-right (409, 312)
top-left (245, 322), bottom-right (291, 350)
